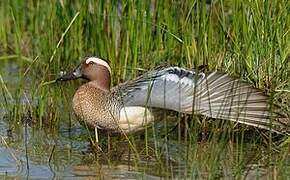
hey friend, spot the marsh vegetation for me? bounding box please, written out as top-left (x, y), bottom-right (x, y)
top-left (0, 0), bottom-right (289, 179)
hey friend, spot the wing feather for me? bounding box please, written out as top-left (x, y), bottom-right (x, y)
top-left (112, 68), bottom-right (289, 134)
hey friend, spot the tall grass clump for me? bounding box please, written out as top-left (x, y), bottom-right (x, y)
top-left (0, 0), bottom-right (289, 179)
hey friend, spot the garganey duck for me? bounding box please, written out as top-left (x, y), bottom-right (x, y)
top-left (57, 57), bottom-right (289, 140)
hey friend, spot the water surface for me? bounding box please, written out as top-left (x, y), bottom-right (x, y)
top-left (0, 61), bottom-right (289, 179)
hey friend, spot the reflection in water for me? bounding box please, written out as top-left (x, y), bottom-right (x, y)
top-left (0, 147), bottom-right (54, 178)
top-left (0, 147), bottom-right (20, 176)
top-left (1, 109), bottom-right (290, 179)
top-left (0, 61), bottom-right (289, 179)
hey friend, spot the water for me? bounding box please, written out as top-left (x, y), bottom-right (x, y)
top-left (0, 115), bottom-right (164, 179)
top-left (0, 61), bottom-right (289, 179)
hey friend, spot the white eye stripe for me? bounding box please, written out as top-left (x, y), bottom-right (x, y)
top-left (85, 57), bottom-right (111, 74)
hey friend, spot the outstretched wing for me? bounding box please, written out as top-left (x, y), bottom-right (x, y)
top-left (193, 72), bottom-right (289, 134)
top-left (112, 67), bottom-right (289, 134)
top-left (112, 67), bottom-right (203, 111)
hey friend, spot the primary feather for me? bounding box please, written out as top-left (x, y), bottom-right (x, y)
top-left (112, 67), bottom-right (289, 134)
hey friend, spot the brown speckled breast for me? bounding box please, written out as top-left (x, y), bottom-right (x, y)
top-left (72, 83), bottom-right (121, 131)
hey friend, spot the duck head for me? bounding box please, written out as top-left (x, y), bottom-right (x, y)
top-left (57, 57), bottom-right (111, 90)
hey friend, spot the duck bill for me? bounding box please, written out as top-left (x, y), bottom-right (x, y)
top-left (56, 64), bottom-right (82, 81)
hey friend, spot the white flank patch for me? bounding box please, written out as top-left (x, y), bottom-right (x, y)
top-left (119, 106), bottom-right (154, 133)
top-left (85, 57), bottom-right (111, 74)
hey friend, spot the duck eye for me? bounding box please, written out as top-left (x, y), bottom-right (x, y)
top-left (88, 61), bottom-right (94, 65)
